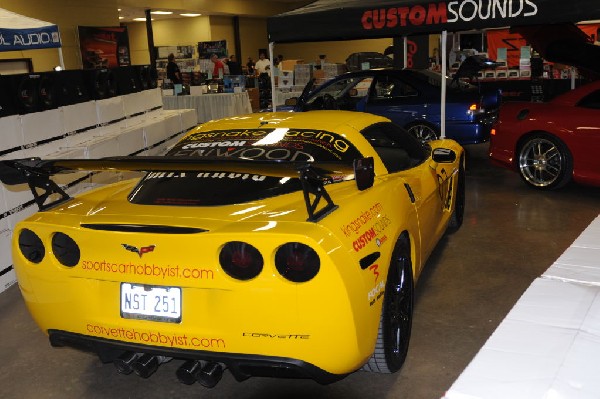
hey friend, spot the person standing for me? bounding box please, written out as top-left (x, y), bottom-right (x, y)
top-left (166, 53), bottom-right (182, 84)
top-left (254, 52), bottom-right (271, 76)
top-left (228, 54), bottom-right (242, 75)
top-left (246, 57), bottom-right (255, 75)
top-left (211, 53), bottom-right (225, 78)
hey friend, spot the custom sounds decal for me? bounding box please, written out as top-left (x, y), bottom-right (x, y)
top-left (361, 0), bottom-right (538, 31)
top-left (340, 203), bottom-right (392, 252)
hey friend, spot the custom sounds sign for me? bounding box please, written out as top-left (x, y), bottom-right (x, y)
top-left (268, 0), bottom-right (600, 42)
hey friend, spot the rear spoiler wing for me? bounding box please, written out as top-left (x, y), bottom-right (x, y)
top-left (0, 156), bottom-right (375, 222)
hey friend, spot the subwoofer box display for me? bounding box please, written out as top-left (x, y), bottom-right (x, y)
top-left (134, 65), bottom-right (158, 91)
top-left (2, 72), bottom-right (58, 115)
top-left (114, 66), bottom-right (141, 95)
top-left (51, 70), bottom-right (90, 106)
top-left (82, 68), bottom-right (118, 100)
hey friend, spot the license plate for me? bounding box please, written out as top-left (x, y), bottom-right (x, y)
top-left (120, 283), bottom-right (182, 323)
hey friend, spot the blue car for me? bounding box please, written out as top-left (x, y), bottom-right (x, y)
top-left (281, 69), bottom-right (500, 144)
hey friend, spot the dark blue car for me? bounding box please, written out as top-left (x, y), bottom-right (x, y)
top-left (280, 69), bottom-right (500, 144)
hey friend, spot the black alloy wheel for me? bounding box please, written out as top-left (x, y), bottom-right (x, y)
top-left (362, 235), bottom-right (413, 373)
top-left (448, 156), bottom-right (465, 233)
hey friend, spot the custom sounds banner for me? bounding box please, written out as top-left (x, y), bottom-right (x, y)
top-left (268, 0), bottom-right (600, 43)
top-left (78, 26), bottom-right (130, 69)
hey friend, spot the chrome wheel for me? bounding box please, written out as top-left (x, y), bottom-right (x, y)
top-left (407, 123), bottom-right (438, 142)
top-left (518, 135), bottom-right (571, 189)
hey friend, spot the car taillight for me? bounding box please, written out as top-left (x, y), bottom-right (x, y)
top-left (52, 232), bottom-right (80, 267)
top-left (18, 229), bottom-right (45, 263)
top-left (219, 241), bottom-right (263, 280)
top-left (275, 243), bottom-right (320, 283)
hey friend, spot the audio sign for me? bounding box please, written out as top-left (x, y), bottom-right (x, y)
top-left (0, 27), bottom-right (61, 51)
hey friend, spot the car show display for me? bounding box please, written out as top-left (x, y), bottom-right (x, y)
top-left (280, 69), bottom-right (500, 145)
top-left (0, 110), bottom-right (464, 386)
top-left (490, 80), bottom-right (600, 190)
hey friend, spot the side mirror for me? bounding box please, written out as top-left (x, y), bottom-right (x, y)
top-left (284, 97), bottom-right (298, 106)
top-left (354, 157), bottom-right (375, 191)
top-left (432, 148), bottom-right (456, 163)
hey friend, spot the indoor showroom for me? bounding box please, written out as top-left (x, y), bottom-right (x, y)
top-left (1, 0), bottom-right (600, 398)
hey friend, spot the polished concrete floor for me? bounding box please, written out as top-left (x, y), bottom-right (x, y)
top-left (1, 143), bottom-right (599, 399)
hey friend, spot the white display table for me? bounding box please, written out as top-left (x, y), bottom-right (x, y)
top-left (162, 92), bottom-right (253, 123)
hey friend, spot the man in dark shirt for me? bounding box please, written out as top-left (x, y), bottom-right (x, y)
top-left (166, 53), bottom-right (182, 84)
top-left (228, 54), bottom-right (242, 75)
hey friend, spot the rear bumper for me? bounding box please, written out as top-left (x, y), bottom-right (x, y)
top-left (444, 120), bottom-right (491, 144)
top-left (49, 329), bottom-right (348, 384)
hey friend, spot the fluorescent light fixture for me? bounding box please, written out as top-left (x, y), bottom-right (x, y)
top-left (150, 10), bottom-right (173, 15)
top-left (118, 16), bottom-right (124, 20)
top-left (133, 17), bottom-right (153, 21)
top-left (180, 13), bottom-right (202, 17)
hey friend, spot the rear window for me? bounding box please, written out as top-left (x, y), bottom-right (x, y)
top-left (128, 128), bottom-right (362, 206)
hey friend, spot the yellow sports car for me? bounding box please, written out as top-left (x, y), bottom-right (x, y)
top-left (0, 110), bottom-right (464, 387)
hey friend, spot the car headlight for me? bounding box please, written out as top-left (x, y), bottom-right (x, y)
top-left (275, 243), bottom-right (320, 283)
top-left (219, 241), bottom-right (263, 280)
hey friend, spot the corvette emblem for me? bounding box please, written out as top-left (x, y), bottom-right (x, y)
top-left (122, 244), bottom-right (156, 258)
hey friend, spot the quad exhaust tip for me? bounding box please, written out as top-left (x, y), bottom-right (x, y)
top-left (114, 352), bottom-right (170, 379)
top-left (115, 352), bottom-right (223, 387)
top-left (176, 360), bottom-right (224, 388)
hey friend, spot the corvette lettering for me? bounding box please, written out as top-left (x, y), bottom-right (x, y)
top-left (122, 244), bottom-right (155, 258)
top-left (242, 333), bottom-right (310, 339)
top-left (361, 0), bottom-right (538, 30)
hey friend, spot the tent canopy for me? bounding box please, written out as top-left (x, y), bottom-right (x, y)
top-left (0, 8), bottom-right (61, 51)
top-left (268, 0), bottom-right (600, 43)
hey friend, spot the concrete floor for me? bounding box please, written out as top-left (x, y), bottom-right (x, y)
top-left (1, 143), bottom-right (599, 399)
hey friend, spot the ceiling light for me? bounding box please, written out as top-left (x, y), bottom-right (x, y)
top-left (133, 17), bottom-right (153, 21)
top-left (118, 8), bottom-right (121, 11)
top-left (180, 13), bottom-right (202, 17)
top-left (150, 11), bottom-right (173, 15)
top-left (118, 16), bottom-right (124, 20)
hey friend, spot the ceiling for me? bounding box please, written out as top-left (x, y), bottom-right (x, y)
top-left (118, 1), bottom-right (313, 22)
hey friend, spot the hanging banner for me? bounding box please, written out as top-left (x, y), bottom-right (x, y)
top-left (198, 40), bottom-right (227, 59)
top-left (487, 23), bottom-right (600, 67)
top-left (486, 29), bottom-right (527, 67)
top-left (78, 26), bottom-right (130, 69)
top-left (0, 8), bottom-right (61, 51)
top-left (268, 0), bottom-right (600, 43)
top-left (0, 26), bottom-right (60, 51)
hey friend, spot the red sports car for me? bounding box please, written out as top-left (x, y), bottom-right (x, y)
top-left (489, 80), bottom-right (600, 189)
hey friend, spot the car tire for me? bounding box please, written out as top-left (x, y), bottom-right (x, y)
top-left (447, 156), bottom-right (465, 233)
top-left (517, 133), bottom-right (572, 190)
top-left (406, 123), bottom-right (439, 142)
top-left (362, 235), bottom-right (413, 374)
